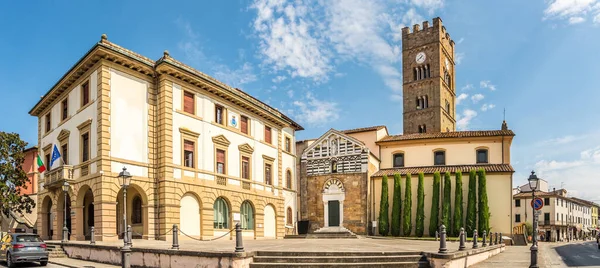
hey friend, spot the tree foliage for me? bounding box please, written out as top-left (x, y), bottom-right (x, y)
top-left (379, 175), bottom-right (390, 236)
top-left (452, 171), bottom-right (464, 237)
top-left (442, 172), bottom-right (452, 230)
top-left (429, 172), bottom-right (441, 237)
top-left (391, 174), bottom-right (402, 236)
top-left (415, 172), bottom-right (425, 237)
top-left (465, 169), bottom-right (477, 237)
top-left (0, 132), bottom-right (35, 217)
top-left (478, 169), bottom-right (490, 235)
top-left (403, 173), bottom-right (413, 236)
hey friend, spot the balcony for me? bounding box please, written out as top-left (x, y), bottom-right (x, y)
top-left (44, 165), bottom-right (74, 189)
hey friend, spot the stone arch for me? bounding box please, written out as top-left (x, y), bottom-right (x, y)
top-left (180, 192), bottom-right (201, 238)
top-left (41, 195), bottom-right (53, 240)
top-left (240, 200), bottom-right (255, 232)
top-left (263, 203), bottom-right (277, 238)
top-left (213, 196), bottom-right (232, 230)
top-left (115, 183), bottom-right (149, 239)
top-left (56, 185), bottom-right (75, 241)
top-left (76, 184), bottom-right (95, 240)
top-left (322, 178), bottom-right (345, 228)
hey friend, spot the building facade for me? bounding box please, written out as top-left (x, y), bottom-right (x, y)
top-left (30, 35), bottom-right (302, 241)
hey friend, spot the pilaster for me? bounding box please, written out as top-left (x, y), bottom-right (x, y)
top-left (156, 76), bottom-right (176, 240)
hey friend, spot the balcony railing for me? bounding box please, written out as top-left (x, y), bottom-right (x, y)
top-left (44, 165), bottom-right (74, 189)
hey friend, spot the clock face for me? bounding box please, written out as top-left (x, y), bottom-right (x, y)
top-left (445, 58), bottom-right (450, 70)
top-left (415, 52), bottom-right (426, 64)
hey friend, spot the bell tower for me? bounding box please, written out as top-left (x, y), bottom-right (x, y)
top-left (402, 17), bottom-right (456, 134)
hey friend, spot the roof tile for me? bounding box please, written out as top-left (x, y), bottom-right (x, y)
top-left (378, 130), bottom-right (515, 143)
top-left (371, 164), bottom-right (514, 177)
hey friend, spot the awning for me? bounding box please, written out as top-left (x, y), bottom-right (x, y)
top-left (583, 227), bottom-right (591, 233)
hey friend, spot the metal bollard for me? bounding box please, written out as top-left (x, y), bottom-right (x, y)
top-left (438, 225), bottom-right (448, 254)
top-left (495, 232), bottom-right (499, 245)
top-left (482, 230), bottom-right (487, 247)
top-left (499, 232), bottom-right (503, 244)
top-left (90, 226), bottom-right (96, 245)
top-left (459, 227), bottom-right (466, 251)
top-left (473, 230), bottom-right (479, 249)
top-left (172, 224), bottom-right (179, 250)
top-left (235, 223), bottom-right (244, 252)
top-left (127, 225), bottom-right (133, 247)
top-left (435, 230), bottom-right (439, 241)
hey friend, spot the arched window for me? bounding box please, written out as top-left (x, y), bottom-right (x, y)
top-left (286, 170), bottom-right (292, 189)
top-left (240, 201), bottom-right (254, 230)
top-left (434, 151), bottom-right (445, 165)
top-left (393, 153), bottom-right (404, 167)
top-left (424, 95), bottom-right (428, 108)
top-left (423, 125), bottom-right (427, 132)
top-left (418, 125), bottom-right (424, 133)
top-left (287, 207), bottom-right (293, 225)
top-left (131, 196), bottom-right (142, 224)
top-left (426, 64), bottom-right (431, 78)
top-left (331, 160), bottom-right (338, 173)
top-left (213, 197), bottom-right (229, 229)
top-left (413, 68), bottom-right (418, 81)
top-left (445, 100), bottom-right (450, 113)
top-left (476, 149), bottom-right (489, 164)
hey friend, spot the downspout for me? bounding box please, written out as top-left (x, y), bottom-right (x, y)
top-left (502, 134), bottom-right (505, 164)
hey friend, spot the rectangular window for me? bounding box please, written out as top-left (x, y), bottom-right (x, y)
top-left (215, 105), bottom-right (224, 125)
top-left (216, 149), bottom-right (226, 174)
top-left (285, 137), bottom-right (291, 153)
top-left (544, 213), bottom-right (550, 221)
top-left (45, 153), bottom-right (50, 171)
top-left (241, 156), bottom-right (250, 179)
top-left (241, 115), bottom-right (249, 135)
top-left (61, 98), bottom-right (68, 121)
top-left (515, 199), bottom-right (521, 207)
top-left (264, 126), bottom-right (272, 144)
top-left (82, 133), bottom-right (89, 162)
top-left (183, 91), bottom-right (195, 114)
top-left (515, 214), bottom-right (521, 223)
top-left (265, 163), bottom-right (272, 185)
top-left (81, 81), bottom-right (90, 107)
top-left (61, 144), bottom-right (68, 165)
top-left (434, 151), bottom-right (445, 165)
top-left (544, 198), bottom-right (550, 206)
top-left (45, 112), bottom-right (51, 133)
top-left (476, 149), bottom-right (488, 164)
top-left (183, 140), bottom-right (195, 168)
top-left (393, 153), bottom-right (404, 167)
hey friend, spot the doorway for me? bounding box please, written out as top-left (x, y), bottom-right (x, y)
top-left (328, 201), bottom-right (340, 227)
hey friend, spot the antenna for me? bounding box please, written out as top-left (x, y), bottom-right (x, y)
top-left (503, 108), bottom-right (506, 121)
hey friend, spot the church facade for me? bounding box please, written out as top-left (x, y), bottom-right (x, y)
top-left (296, 17), bottom-right (515, 236)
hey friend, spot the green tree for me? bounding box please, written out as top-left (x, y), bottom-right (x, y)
top-left (429, 172), bottom-right (441, 237)
top-left (452, 171), bottom-right (464, 237)
top-left (478, 169), bottom-right (490, 234)
top-left (403, 173), bottom-right (413, 236)
top-left (465, 170), bottom-right (477, 237)
top-left (442, 172), bottom-right (452, 230)
top-left (379, 175), bottom-right (390, 236)
top-left (0, 132), bottom-right (36, 217)
top-left (415, 172), bottom-right (425, 237)
top-left (391, 174), bottom-right (402, 236)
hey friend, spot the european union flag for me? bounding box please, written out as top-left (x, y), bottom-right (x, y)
top-left (50, 144), bottom-right (61, 167)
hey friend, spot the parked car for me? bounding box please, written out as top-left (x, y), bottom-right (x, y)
top-left (0, 233), bottom-right (48, 267)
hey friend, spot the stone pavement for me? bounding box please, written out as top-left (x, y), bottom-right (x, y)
top-left (470, 245), bottom-right (530, 267)
top-left (49, 257), bottom-right (119, 268)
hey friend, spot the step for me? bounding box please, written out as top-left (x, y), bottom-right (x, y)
top-left (253, 255), bottom-right (426, 263)
top-left (250, 261), bottom-right (430, 268)
top-left (255, 251), bottom-right (422, 257)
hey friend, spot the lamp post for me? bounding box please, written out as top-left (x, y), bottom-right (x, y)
top-left (62, 181), bottom-right (70, 243)
top-left (118, 167), bottom-right (132, 268)
top-left (528, 171), bottom-right (540, 268)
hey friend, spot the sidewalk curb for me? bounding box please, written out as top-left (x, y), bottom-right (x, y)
top-left (49, 260), bottom-right (77, 268)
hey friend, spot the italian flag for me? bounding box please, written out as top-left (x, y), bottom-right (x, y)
top-left (37, 155), bottom-right (46, 173)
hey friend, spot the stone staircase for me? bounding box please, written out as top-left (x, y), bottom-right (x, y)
top-left (285, 226), bottom-right (358, 239)
top-left (250, 251), bottom-right (431, 268)
top-left (46, 243), bottom-right (67, 258)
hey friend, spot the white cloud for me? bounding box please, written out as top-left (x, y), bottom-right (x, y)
top-left (456, 109), bottom-right (477, 130)
top-left (594, 13), bottom-right (600, 23)
top-left (272, 75), bottom-right (287, 83)
top-left (401, 7), bottom-right (425, 26)
top-left (461, 84), bottom-right (474, 91)
top-left (212, 62), bottom-right (257, 88)
top-left (543, 0), bottom-right (600, 25)
top-left (471, 93), bottom-right (484, 103)
top-left (569, 16), bottom-right (586, 23)
top-left (291, 91), bottom-right (340, 126)
top-left (287, 89), bottom-right (294, 98)
top-left (410, 0), bottom-right (445, 14)
top-left (456, 93), bottom-right (468, 105)
top-left (390, 94), bottom-right (403, 102)
top-left (456, 37), bottom-right (465, 44)
top-left (455, 52), bottom-right (464, 65)
top-left (537, 134), bottom-right (588, 146)
top-left (480, 80), bottom-right (497, 91)
top-left (481, 103), bottom-right (495, 111)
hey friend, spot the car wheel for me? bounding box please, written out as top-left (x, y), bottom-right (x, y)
top-left (40, 260), bottom-right (48, 266)
top-left (6, 252), bottom-right (14, 268)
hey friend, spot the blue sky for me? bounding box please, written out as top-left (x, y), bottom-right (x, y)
top-left (1, 0), bottom-right (600, 199)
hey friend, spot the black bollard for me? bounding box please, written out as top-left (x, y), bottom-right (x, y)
top-left (90, 226), bottom-right (96, 245)
top-left (473, 230), bottom-right (479, 249)
top-left (482, 230), bottom-right (487, 247)
top-left (499, 232), bottom-right (503, 244)
top-left (127, 225), bottom-right (133, 247)
top-left (495, 232), bottom-right (499, 245)
top-left (438, 225), bottom-right (448, 254)
top-left (172, 224), bottom-right (179, 250)
top-left (459, 227), bottom-right (466, 251)
top-left (235, 223), bottom-right (244, 252)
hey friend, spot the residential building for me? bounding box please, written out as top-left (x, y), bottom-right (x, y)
top-left (572, 197), bottom-right (599, 237)
top-left (29, 34), bottom-right (302, 241)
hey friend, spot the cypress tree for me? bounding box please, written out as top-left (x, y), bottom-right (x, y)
top-left (379, 175), bottom-right (390, 236)
top-left (442, 172), bottom-right (452, 230)
top-left (452, 171), bottom-right (464, 237)
top-left (403, 173), bottom-right (413, 236)
top-left (478, 169), bottom-right (490, 235)
top-left (465, 170), bottom-right (477, 237)
top-left (429, 172), bottom-right (441, 237)
top-left (415, 172), bottom-right (425, 237)
top-left (391, 174), bottom-right (402, 236)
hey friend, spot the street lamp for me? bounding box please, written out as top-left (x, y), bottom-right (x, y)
top-left (528, 171), bottom-right (540, 268)
top-left (118, 167), bottom-right (132, 268)
top-left (62, 181), bottom-right (70, 243)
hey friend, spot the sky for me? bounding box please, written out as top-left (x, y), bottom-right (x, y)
top-left (1, 0), bottom-right (599, 200)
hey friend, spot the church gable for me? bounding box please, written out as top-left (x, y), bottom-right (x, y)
top-left (302, 129), bottom-right (368, 176)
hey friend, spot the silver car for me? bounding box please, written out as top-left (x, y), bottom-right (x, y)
top-left (0, 233), bottom-right (48, 267)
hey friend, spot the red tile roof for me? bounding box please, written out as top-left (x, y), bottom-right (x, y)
top-left (342, 125), bottom-right (387, 134)
top-left (378, 130), bottom-right (515, 143)
top-left (371, 164), bottom-right (514, 177)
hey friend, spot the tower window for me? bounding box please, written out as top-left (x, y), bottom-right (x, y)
top-left (445, 100), bottom-right (450, 113)
top-left (418, 125), bottom-right (427, 133)
top-left (424, 95), bottom-right (428, 108)
top-left (393, 153), bottom-right (404, 168)
top-left (434, 151), bottom-right (445, 165)
top-left (476, 149), bottom-right (488, 164)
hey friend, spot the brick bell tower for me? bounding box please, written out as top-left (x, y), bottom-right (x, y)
top-left (402, 17), bottom-right (456, 134)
